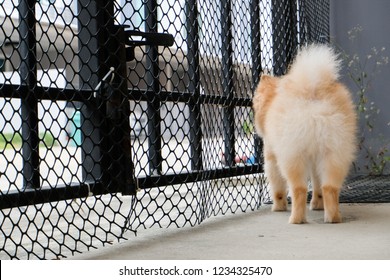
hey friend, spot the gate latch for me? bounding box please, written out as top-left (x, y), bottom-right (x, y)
top-left (124, 29), bottom-right (175, 61)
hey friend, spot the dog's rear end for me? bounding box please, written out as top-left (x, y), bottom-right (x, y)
top-left (253, 44), bottom-right (357, 224)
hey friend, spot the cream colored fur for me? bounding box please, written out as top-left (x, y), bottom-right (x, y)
top-left (253, 44), bottom-right (357, 224)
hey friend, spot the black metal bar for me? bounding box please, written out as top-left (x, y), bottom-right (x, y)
top-left (145, 0), bottom-right (163, 175)
top-left (0, 84), bottom-right (253, 107)
top-left (0, 182), bottom-right (102, 210)
top-left (19, 0), bottom-right (40, 190)
top-left (271, 0), bottom-right (298, 76)
top-left (296, 0), bottom-right (306, 44)
top-left (0, 164), bottom-right (263, 210)
top-left (132, 164), bottom-right (263, 189)
top-left (0, 84), bottom-right (92, 101)
top-left (250, 0), bottom-right (263, 165)
top-left (221, 0), bottom-right (235, 166)
top-left (125, 30), bottom-right (175, 47)
top-left (186, 0), bottom-right (203, 171)
top-left (251, 0), bottom-right (262, 86)
top-left (289, 0), bottom-right (299, 48)
top-left (77, 0), bottom-right (135, 194)
top-left (77, 0), bottom-right (104, 183)
top-left (104, 25), bottom-right (136, 195)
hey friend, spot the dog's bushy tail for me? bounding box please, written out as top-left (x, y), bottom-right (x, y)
top-left (288, 44), bottom-right (341, 88)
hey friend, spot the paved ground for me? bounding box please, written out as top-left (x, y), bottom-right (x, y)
top-left (71, 203), bottom-right (390, 260)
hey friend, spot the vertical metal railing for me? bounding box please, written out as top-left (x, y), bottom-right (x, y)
top-left (101, 4), bottom-right (135, 195)
top-left (221, 0), bottom-right (235, 167)
top-left (271, 0), bottom-right (298, 75)
top-left (145, 0), bottom-right (163, 176)
top-left (77, 0), bottom-right (134, 194)
top-left (19, 0), bottom-right (40, 190)
top-left (186, 0), bottom-right (203, 172)
top-left (250, 0), bottom-right (263, 164)
top-left (77, 0), bottom-right (104, 184)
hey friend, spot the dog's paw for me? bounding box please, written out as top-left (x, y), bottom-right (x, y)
top-left (288, 214), bottom-right (307, 224)
top-left (272, 199), bottom-right (287, 211)
top-left (324, 212), bottom-right (342, 223)
top-left (310, 196), bottom-right (324, 210)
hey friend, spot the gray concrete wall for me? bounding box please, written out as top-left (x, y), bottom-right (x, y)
top-left (330, 0), bottom-right (390, 175)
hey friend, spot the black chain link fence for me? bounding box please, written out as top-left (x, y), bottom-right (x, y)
top-left (0, 0), bottom-right (331, 259)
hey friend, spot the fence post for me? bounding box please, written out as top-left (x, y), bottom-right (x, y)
top-left (221, 0), bottom-right (236, 167)
top-left (271, 0), bottom-right (298, 76)
top-left (77, 0), bottom-right (135, 194)
top-left (145, 0), bottom-right (163, 176)
top-left (77, 0), bottom-right (104, 185)
top-left (186, 0), bottom-right (203, 172)
top-left (250, 0), bottom-right (263, 164)
top-left (19, 0), bottom-right (40, 189)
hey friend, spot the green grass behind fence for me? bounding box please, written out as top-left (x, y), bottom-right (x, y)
top-left (0, 132), bottom-right (57, 150)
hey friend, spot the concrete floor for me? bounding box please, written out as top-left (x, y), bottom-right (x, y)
top-left (71, 203), bottom-right (390, 260)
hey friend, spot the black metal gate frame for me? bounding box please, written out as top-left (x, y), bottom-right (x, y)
top-left (0, 0), bottom-right (284, 210)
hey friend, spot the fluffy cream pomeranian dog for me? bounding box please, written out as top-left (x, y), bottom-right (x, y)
top-left (253, 44), bottom-right (357, 224)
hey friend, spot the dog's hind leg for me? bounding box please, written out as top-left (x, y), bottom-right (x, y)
top-left (265, 151), bottom-right (288, 211)
top-left (320, 158), bottom-right (348, 223)
top-left (310, 167), bottom-right (324, 210)
top-left (284, 160), bottom-right (308, 224)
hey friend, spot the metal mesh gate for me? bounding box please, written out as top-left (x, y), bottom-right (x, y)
top-left (0, 0), bottom-right (329, 259)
